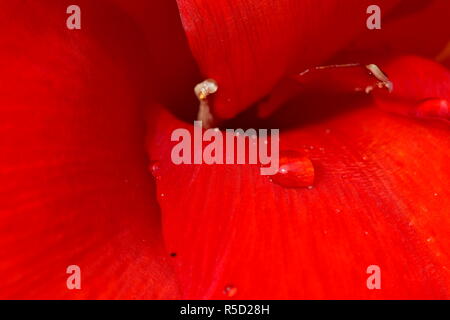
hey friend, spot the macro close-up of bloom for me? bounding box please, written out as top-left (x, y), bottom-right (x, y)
top-left (0, 0), bottom-right (449, 300)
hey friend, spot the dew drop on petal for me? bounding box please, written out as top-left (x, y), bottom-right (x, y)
top-left (415, 99), bottom-right (449, 122)
top-left (149, 161), bottom-right (161, 180)
top-left (270, 150), bottom-right (315, 188)
top-left (223, 285), bottom-right (237, 297)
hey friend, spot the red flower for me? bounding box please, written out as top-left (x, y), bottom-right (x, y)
top-left (0, 0), bottom-right (449, 299)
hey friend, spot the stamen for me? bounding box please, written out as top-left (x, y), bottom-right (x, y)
top-left (258, 62), bottom-right (394, 118)
top-left (299, 63), bottom-right (361, 77)
top-left (195, 79), bottom-right (218, 129)
top-left (365, 64), bottom-right (393, 92)
top-left (314, 63), bottom-right (362, 71)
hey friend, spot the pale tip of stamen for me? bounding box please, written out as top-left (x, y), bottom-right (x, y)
top-left (195, 79), bottom-right (218, 101)
top-left (365, 64), bottom-right (394, 93)
top-left (195, 79), bottom-right (218, 129)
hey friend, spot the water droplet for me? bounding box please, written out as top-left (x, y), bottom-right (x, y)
top-left (223, 285), bottom-right (237, 297)
top-left (160, 193), bottom-right (165, 198)
top-left (335, 209), bottom-right (342, 214)
top-left (415, 99), bottom-right (449, 121)
top-left (149, 161), bottom-right (161, 180)
top-left (364, 231), bottom-right (369, 236)
top-left (433, 192), bottom-right (439, 197)
top-left (270, 150), bottom-right (315, 188)
top-left (426, 237), bottom-right (434, 243)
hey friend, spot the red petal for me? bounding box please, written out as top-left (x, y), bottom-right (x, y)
top-left (373, 56), bottom-right (450, 122)
top-left (0, 1), bottom-right (179, 298)
top-left (176, 0), bottom-right (405, 120)
top-left (147, 98), bottom-right (450, 299)
top-left (350, 0), bottom-right (450, 60)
